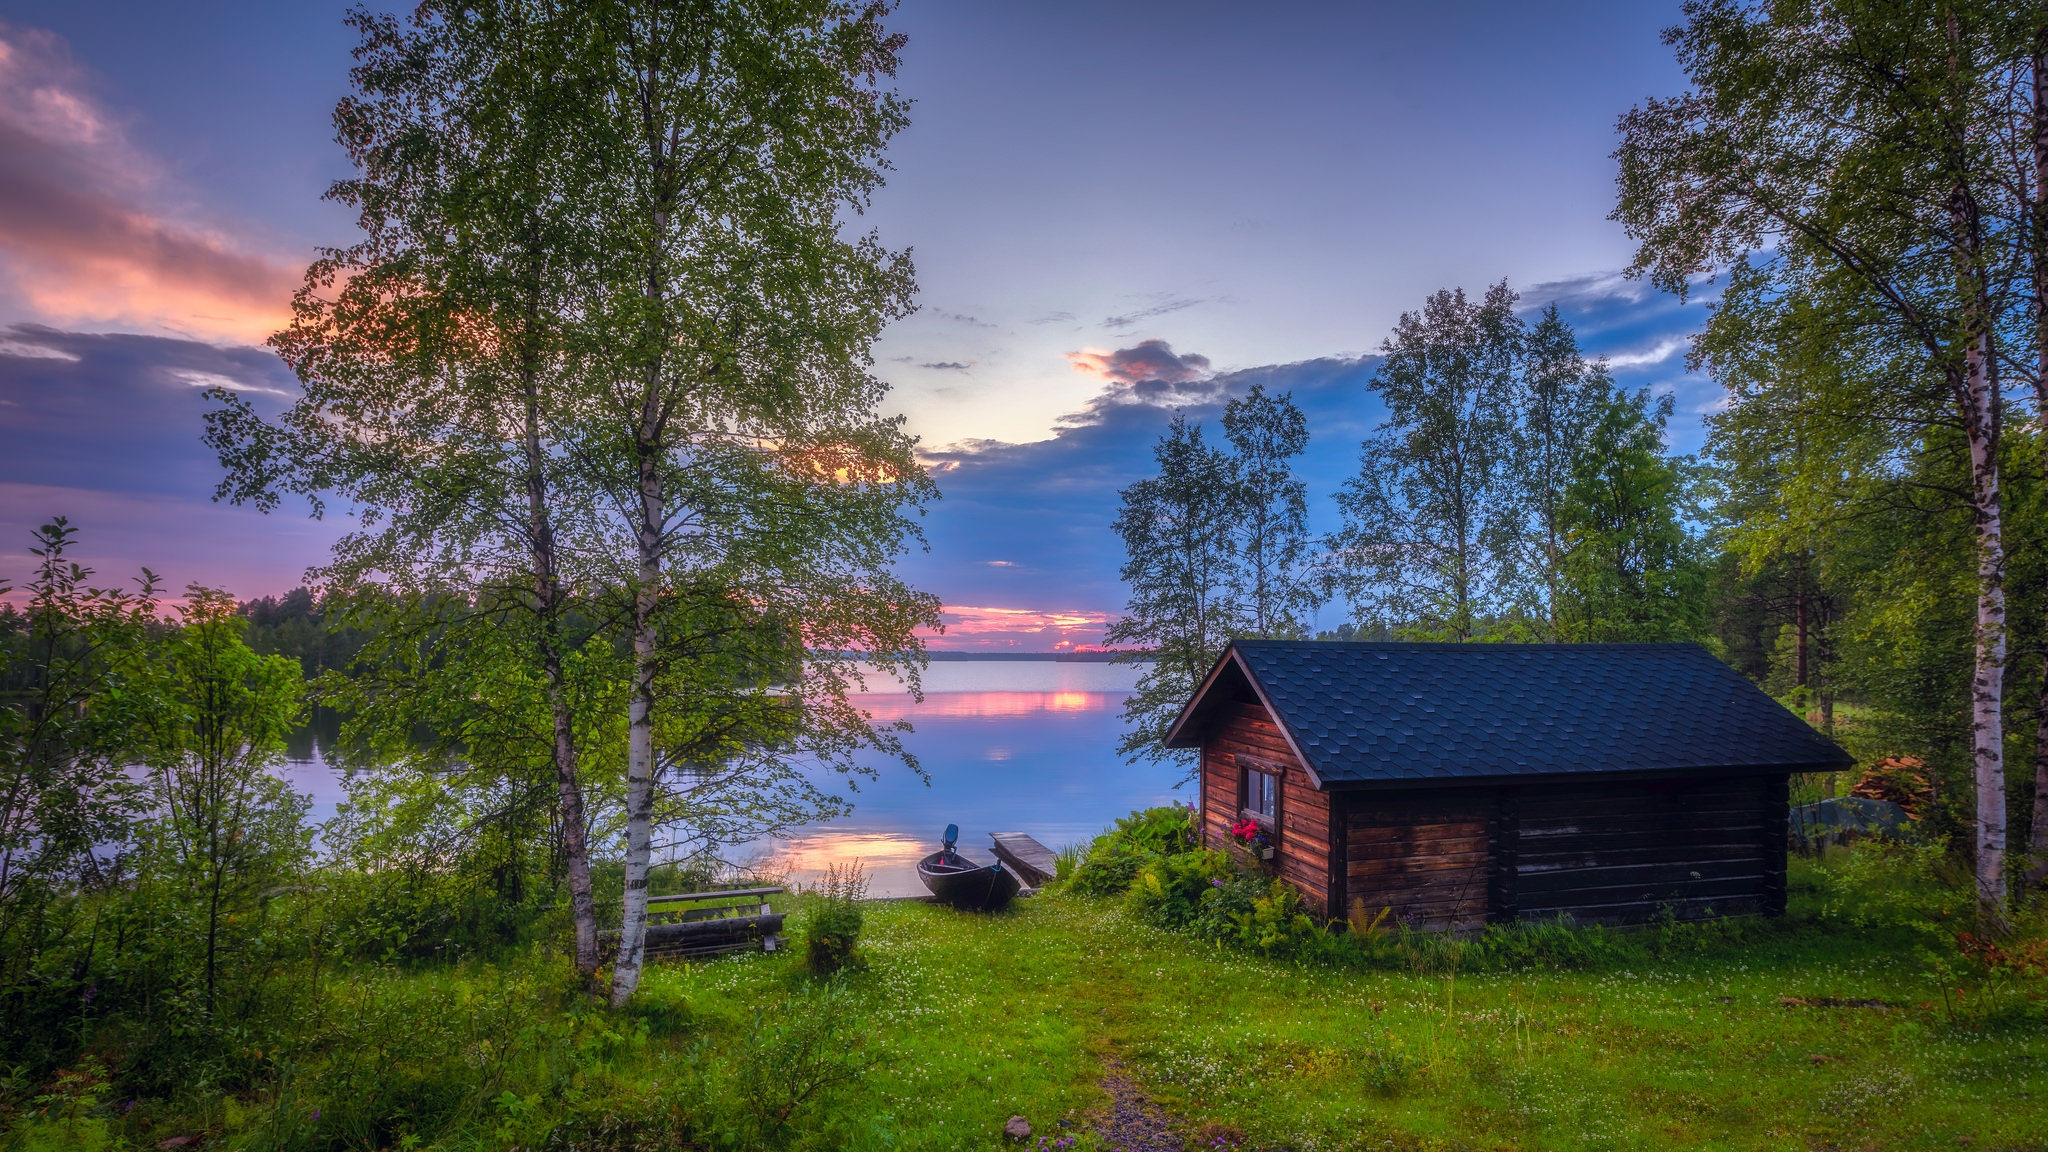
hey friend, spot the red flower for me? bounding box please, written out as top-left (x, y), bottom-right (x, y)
top-left (1230, 819), bottom-right (1263, 844)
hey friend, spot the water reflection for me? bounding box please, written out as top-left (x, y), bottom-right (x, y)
top-left (286, 660), bottom-right (1188, 897)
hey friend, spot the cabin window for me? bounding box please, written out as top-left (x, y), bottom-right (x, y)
top-left (1243, 767), bottom-right (1277, 825)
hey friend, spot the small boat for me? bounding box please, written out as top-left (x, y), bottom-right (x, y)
top-left (917, 824), bottom-right (1021, 911)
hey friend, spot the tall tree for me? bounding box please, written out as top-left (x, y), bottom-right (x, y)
top-left (2029, 14), bottom-right (2048, 888)
top-left (1328, 282), bottom-right (1524, 640)
top-left (1107, 415), bottom-right (1242, 773)
top-left (207, 0), bottom-right (610, 973)
top-left (544, 0), bottom-right (936, 1006)
top-left (1555, 389), bottom-right (1710, 642)
top-left (1614, 0), bottom-right (2036, 907)
top-left (1517, 304), bottom-right (1613, 639)
top-left (1221, 384), bottom-right (1319, 638)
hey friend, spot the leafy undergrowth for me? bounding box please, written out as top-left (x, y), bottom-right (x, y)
top-left (13, 885), bottom-right (2042, 1152)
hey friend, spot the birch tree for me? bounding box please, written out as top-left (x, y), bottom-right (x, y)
top-left (1615, 0), bottom-right (2036, 907)
top-left (1222, 384), bottom-right (1319, 638)
top-left (1554, 389), bottom-right (1709, 642)
top-left (1327, 282), bottom-right (1525, 640)
top-left (207, 1), bottom-right (610, 973)
top-left (1107, 416), bottom-right (1242, 772)
top-left (2028, 14), bottom-right (2048, 888)
top-left (1517, 305), bottom-right (1612, 639)
top-left (542, 0), bottom-right (937, 1005)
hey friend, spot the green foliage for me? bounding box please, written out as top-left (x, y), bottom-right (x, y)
top-left (1330, 281), bottom-right (1525, 640)
top-left (1066, 806), bottom-right (1198, 897)
top-left (1124, 849), bottom-right (1231, 930)
top-left (1108, 387), bottom-right (1321, 772)
top-left (801, 863), bottom-right (868, 977)
top-left (1226, 877), bottom-right (1325, 957)
top-left (0, 520), bottom-right (157, 969)
top-left (1106, 416), bottom-right (1245, 771)
top-left (1811, 836), bottom-right (1976, 944)
top-left (1554, 388), bottom-right (1709, 642)
top-left (135, 587), bottom-right (309, 1018)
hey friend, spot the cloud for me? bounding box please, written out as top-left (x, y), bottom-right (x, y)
top-left (0, 324), bottom-right (332, 596)
top-left (904, 355), bottom-right (1385, 647)
top-left (1058, 339), bottom-right (1223, 424)
top-left (0, 22), bottom-right (299, 343)
top-left (1067, 338), bottom-right (1211, 386)
top-left (1029, 311), bottom-right (1075, 325)
top-left (919, 361), bottom-right (972, 371)
top-left (1102, 297), bottom-right (1200, 329)
top-left (932, 310), bottom-right (995, 329)
top-left (921, 604), bottom-right (1119, 651)
top-left (1599, 336), bottom-right (1688, 370)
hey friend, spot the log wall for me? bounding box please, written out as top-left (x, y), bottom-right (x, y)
top-left (1512, 774), bottom-right (1788, 925)
top-left (1200, 700), bottom-right (1336, 914)
top-left (1194, 688), bottom-right (1792, 930)
top-left (1342, 792), bottom-right (1493, 931)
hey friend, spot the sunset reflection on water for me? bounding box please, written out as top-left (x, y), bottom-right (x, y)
top-left (287, 661), bottom-right (1187, 898)
top-left (761, 662), bottom-right (1185, 896)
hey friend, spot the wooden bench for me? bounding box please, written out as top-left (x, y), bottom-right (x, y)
top-left (624, 886), bottom-right (787, 960)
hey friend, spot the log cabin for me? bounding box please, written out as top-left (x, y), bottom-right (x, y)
top-left (1162, 641), bottom-right (1853, 929)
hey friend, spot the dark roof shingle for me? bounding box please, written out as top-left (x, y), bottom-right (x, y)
top-left (1166, 640), bottom-right (1851, 783)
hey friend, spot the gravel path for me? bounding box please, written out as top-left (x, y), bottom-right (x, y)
top-left (1092, 1061), bottom-right (1184, 1152)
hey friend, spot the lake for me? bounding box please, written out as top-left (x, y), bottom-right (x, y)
top-left (282, 659), bottom-right (1190, 897)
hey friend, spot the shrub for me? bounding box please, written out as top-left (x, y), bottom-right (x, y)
top-left (1068, 805), bottom-right (1197, 897)
top-left (1068, 838), bottom-right (1150, 897)
top-left (802, 862), bottom-right (868, 976)
top-left (1125, 849), bottom-right (1232, 930)
top-left (1228, 878), bottom-right (1326, 957)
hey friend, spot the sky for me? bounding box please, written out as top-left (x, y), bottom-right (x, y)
top-left (0, 1), bottom-right (1719, 648)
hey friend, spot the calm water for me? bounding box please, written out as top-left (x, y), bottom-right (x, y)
top-left (284, 660), bottom-right (1189, 897)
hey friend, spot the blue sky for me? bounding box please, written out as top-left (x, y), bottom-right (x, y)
top-left (0, 2), bottom-right (1719, 646)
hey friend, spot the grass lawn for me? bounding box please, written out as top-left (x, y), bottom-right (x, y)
top-left (41, 871), bottom-right (2041, 1151)
top-left (653, 886), bottom-right (2043, 1152)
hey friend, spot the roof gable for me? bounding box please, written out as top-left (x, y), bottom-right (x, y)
top-left (1164, 640), bottom-right (1852, 784)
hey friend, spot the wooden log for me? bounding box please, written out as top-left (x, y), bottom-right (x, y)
top-left (641, 912), bottom-right (788, 958)
top-left (1485, 789), bottom-right (1518, 924)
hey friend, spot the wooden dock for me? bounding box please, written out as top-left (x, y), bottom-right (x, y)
top-left (988, 832), bottom-right (1057, 889)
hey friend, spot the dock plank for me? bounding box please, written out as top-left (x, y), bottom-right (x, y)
top-left (989, 832), bottom-right (1058, 888)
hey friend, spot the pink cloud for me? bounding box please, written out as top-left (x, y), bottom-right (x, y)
top-left (0, 22), bottom-right (298, 343)
top-left (1067, 338), bottom-right (1211, 385)
top-left (922, 603), bottom-right (1121, 651)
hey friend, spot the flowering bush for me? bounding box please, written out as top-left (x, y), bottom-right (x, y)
top-left (1228, 818), bottom-right (1265, 846)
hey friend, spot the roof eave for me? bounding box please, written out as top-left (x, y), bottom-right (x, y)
top-left (1159, 646), bottom-right (1243, 749)
top-left (1161, 643), bottom-right (1329, 790)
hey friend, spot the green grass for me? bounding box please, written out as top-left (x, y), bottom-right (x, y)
top-left (674, 895), bottom-right (2040, 1151)
top-left (18, 884), bottom-right (2043, 1151)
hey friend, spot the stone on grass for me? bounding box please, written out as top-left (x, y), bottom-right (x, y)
top-left (1004, 1115), bottom-right (1031, 1142)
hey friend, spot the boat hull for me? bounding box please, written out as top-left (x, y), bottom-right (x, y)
top-left (916, 851), bottom-right (1021, 911)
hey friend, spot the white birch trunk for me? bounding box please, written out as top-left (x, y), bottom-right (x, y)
top-left (524, 368), bottom-right (599, 977)
top-left (609, 441), bottom-right (663, 1006)
top-left (1963, 326), bottom-right (2007, 911)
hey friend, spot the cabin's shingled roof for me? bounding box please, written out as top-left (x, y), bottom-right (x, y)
top-left (1163, 640), bottom-right (1852, 784)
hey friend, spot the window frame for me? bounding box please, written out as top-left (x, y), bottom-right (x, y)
top-left (1241, 763), bottom-right (1278, 829)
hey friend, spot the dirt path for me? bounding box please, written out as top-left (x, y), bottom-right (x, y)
top-left (1092, 1060), bottom-right (1184, 1152)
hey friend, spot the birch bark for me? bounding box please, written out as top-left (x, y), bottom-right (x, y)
top-left (2030, 25), bottom-right (2048, 889)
